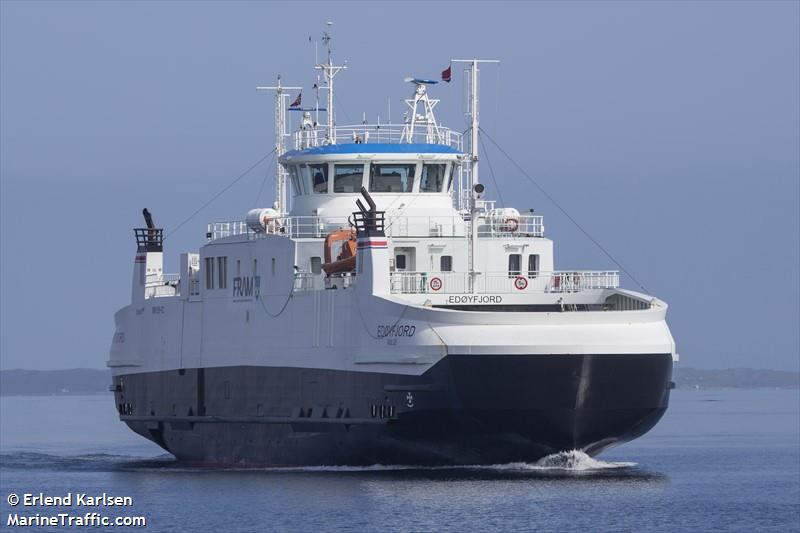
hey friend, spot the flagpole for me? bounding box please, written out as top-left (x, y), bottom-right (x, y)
top-left (449, 59), bottom-right (499, 293)
top-left (257, 76), bottom-right (302, 216)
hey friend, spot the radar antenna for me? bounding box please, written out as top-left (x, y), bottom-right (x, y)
top-left (400, 77), bottom-right (442, 144)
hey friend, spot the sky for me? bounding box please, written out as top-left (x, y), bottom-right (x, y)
top-left (1, 1), bottom-right (798, 371)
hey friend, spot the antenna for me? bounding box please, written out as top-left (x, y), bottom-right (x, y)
top-left (400, 76), bottom-right (442, 144)
top-left (256, 75), bottom-right (302, 216)
top-left (449, 59), bottom-right (500, 293)
top-left (314, 22), bottom-right (347, 144)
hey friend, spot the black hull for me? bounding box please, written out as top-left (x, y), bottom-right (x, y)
top-left (113, 354), bottom-right (673, 466)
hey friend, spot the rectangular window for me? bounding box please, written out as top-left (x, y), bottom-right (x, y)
top-left (271, 257), bottom-right (276, 276)
top-left (333, 164), bottom-right (364, 193)
top-left (309, 163), bottom-right (329, 194)
top-left (310, 256), bottom-right (322, 275)
top-left (508, 254), bottom-right (521, 277)
top-left (446, 165), bottom-right (454, 192)
top-left (298, 165), bottom-right (312, 195)
top-left (528, 254), bottom-right (540, 278)
top-left (288, 165), bottom-right (302, 196)
top-left (217, 257), bottom-right (227, 289)
top-left (440, 255), bottom-right (453, 272)
top-left (205, 257), bottom-right (215, 290)
top-left (420, 164), bottom-right (447, 192)
top-left (253, 259), bottom-right (258, 275)
top-left (369, 164), bottom-right (415, 193)
top-left (395, 254), bottom-right (407, 270)
top-left (236, 259), bottom-right (241, 277)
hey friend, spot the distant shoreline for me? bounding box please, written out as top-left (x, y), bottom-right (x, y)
top-left (1, 367), bottom-right (798, 396)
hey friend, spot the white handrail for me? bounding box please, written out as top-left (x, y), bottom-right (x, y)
top-left (207, 214), bottom-right (544, 241)
top-left (389, 270), bottom-right (620, 295)
top-left (292, 124), bottom-right (463, 151)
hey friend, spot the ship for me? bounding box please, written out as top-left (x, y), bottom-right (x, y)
top-left (108, 32), bottom-right (677, 466)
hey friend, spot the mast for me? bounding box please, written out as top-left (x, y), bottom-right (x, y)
top-left (256, 76), bottom-right (302, 215)
top-left (450, 59), bottom-right (499, 292)
top-left (315, 22), bottom-right (347, 145)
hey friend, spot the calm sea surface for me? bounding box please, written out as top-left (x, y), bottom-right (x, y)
top-left (1, 389), bottom-right (798, 532)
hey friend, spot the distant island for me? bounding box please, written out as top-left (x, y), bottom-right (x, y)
top-left (0, 366), bottom-right (798, 396)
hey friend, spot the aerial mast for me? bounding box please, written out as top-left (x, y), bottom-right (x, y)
top-left (256, 76), bottom-right (302, 216)
top-left (315, 22), bottom-right (347, 144)
top-left (450, 59), bottom-right (500, 293)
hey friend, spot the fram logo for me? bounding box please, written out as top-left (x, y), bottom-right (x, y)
top-left (233, 276), bottom-right (260, 298)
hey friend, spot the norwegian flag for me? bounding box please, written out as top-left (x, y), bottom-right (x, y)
top-left (289, 92), bottom-right (302, 108)
top-left (441, 65), bottom-right (452, 83)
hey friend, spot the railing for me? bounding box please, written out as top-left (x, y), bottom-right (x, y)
top-left (293, 272), bottom-right (318, 291)
top-left (292, 124), bottom-right (463, 151)
top-left (207, 214), bottom-right (544, 241)
top-left (389, 271), bottom-right (620, 295)
top-left (145, 273), bottom-right (180, 299)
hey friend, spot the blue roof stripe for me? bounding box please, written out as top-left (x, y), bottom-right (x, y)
top-left (282, 143), bottom-right (462, 158)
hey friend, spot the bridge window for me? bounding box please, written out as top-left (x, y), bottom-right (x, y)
top-left (288, 165), bottom-right (304, 196)
top-left (528, 254), bottom-right (540, 279)
top-left (309, 163), bottom-right (329, 194)
top-left (333, 164), bottom-right (364, 193)
top-left (369, 164), bottom-right (415, 193)
top-left (508, 254), bottom-right (521, 277)
top-left (446, 165), bottom-right (454, 192)
top-left (420, 164), bottom-right (447, 192)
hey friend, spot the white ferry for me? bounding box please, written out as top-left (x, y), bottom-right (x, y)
top-left (108, 33), bottom-right (677, 465)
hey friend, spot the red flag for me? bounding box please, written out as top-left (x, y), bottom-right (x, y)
top-left (441, 65), bottom-right (452, 83)
top-left (289, 92), bottom-right (302, 108)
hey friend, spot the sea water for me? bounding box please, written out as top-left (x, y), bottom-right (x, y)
top-left (1, 389), bottom-right (798, 532)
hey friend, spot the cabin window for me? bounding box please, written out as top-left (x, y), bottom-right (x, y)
top-left (369, 164), bottom-right (415, 193)
top-left (271, 257), bottom-right (276, 276)
top-left (253, 259), bottom-right (258, 275)
top-left (205, 257), bottom-right (215, 290)
top-left (440, 255), bottom-right (453, 272)
top-left (508, 254), bottom-right (521, 277)
top-left (333, 164), bottom-right (364, 193)
top-left (297, 165), bottom-right (313, 195)
top-left (527, 254), bottom-right (540, 278)
top-left (288, 165), bottom-right (303, 196)
top-left (310, 163), bottom-right (329, 194)
top-left (446, 165), bottom-right (454, 192)
top-left (217, 257), bottom-right (227, 289)
top-left (420, 164), bottom-right (447, 192)
top-left (395, 254), bottom-right (407, 270)
top-left (310, 257), bottom-right (322, 274)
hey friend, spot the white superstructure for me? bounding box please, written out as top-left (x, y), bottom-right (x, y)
top-left (108, 33), bottom-right (677, 466)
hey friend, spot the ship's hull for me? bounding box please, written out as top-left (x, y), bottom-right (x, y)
top-left (114, 353), bottom-right (673, 466)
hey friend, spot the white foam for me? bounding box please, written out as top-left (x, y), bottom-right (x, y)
top-left (223, 451), bottom-right (635, 473)
top-left (530, 450), bottom-right (636, 471)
